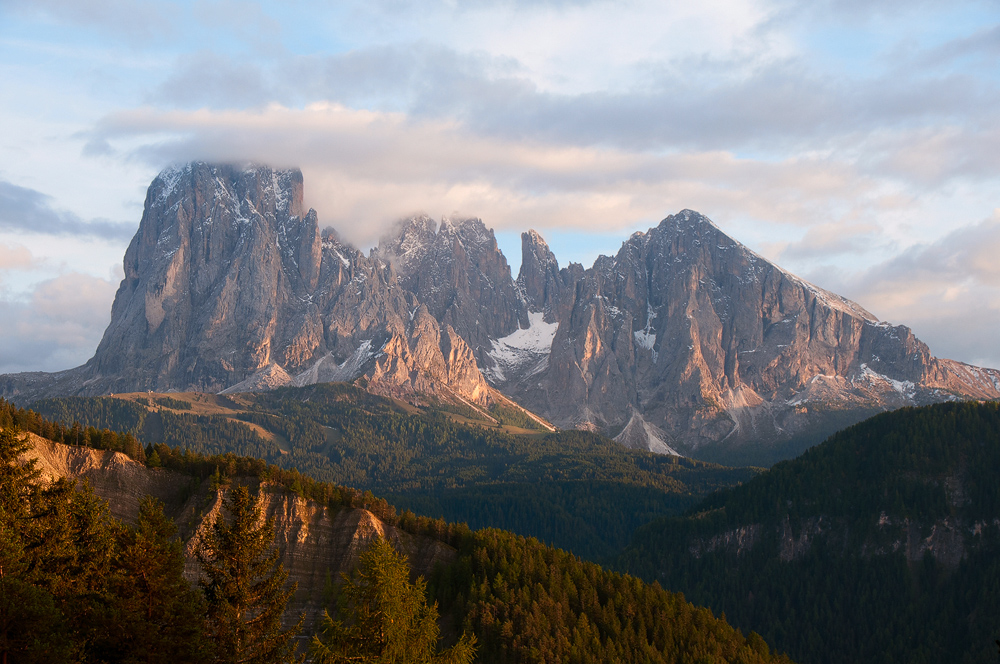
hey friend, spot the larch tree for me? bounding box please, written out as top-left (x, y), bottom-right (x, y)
top-left (309, 536), bottom-right (476, 664)
top-left (197, 484), bottom-right (302, 664)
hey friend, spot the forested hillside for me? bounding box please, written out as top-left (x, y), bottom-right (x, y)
top-left (29, 385), bottom-right (754, 560)
top-left (1, 404), bottom-right (792, 663)
top-left (618, 401), bottom-right (1000, 664)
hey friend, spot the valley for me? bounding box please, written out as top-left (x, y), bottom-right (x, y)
top-left (1, 402), bottom-right (789, 664)
top-left (27, 385), bottom-right (754, 561)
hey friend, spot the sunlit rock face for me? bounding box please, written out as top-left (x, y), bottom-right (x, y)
top-left (1, 163), bottom-right (490, 407)
top-left (4, 165), bottom-right (1000, 465)
top-left (504, 210), bottom-right (1000, 462)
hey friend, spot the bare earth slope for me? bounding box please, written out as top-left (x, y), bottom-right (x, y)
top-left (21, 433), bottom-right (454, 627)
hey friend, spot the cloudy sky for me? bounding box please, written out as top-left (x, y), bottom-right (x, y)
top-left (1, 0), bottom-right (998, 374)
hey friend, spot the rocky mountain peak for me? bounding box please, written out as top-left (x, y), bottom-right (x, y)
top-left (497, 210), bottom-right (1000, 463)
top-left (659, 208), bottom-right (719, 234)
top-left (375, 214), bottom-right (526, 354)
top-left (517, 229), bottom-right (562, 320)
top-left (376, 214), bottom-right (437, 276)
top-left (6, 165), bottom-right (1000, 467)
top-left (4, 164), bottom-right (496, 409)
top-left (440, 216), bottom-right (494, 249)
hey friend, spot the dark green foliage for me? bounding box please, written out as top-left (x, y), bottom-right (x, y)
top-left (154, 396), bottom-right (193, 410)
top-left (0, 426), bottom-right (74, 663)
top-left (30, 396), bottom-right (147, 439)
top-left (197, 484), bottom-right (302, 664)
top-left (106, 496), bottom-right (210, 664)
top-left (1, 397), bottom-right (147, 463)
top-left (310, 537), bottom-right (476, 664)
top-left (157, 411), bottom-right (283, 461)
top-left (6, 412), bottom-right (793, 664)
top-left (618, 400), bottom-right (1000, 664)
top-left (0, 427), bottom-right (211, 663)
top-left (486, 402), bottom-right (546, 430)
top-left (25, 387), bottom-right (755, 560)
top-left (429, 528), bottom-right (791, 664)
top-left (388, 481), bottom-right (699, 562)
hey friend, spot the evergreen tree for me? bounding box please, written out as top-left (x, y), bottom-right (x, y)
top-left (197, 484), bottom-right (302, 664)
top-left (105, 496), bottom-right (211, 664)
top-left (309, 536), bottom-right (476, 664)
top-left (0, 427), bottom-right (72, 663)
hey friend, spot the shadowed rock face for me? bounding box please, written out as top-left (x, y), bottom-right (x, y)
top-left (4, 165), bottom-right (1000, 464)
top-left (516, 230), bottom-right (565, 324)
top-left (22, 434), bottom-right (455, 628)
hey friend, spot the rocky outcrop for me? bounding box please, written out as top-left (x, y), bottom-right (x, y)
top-left (21, 434), bottom-right (455, 627)
top-left (516, 230), bottom-right (565, 323)
top-left (0, 164), bottom-right (491, 407)
top-left (376, 216), bottom-right (527, 358)
top-left (494, 211), bottom-right (1000, 462)
top-left (4, 165), bottom-right (1000, 464)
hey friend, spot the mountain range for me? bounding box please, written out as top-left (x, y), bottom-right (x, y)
top-left (3, 162), bottom-right (999, 465)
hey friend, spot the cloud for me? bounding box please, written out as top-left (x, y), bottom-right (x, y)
top-left (0, 180), bottom-right (136, 240)
top-left (827, 212), bottom-right (1000, 368)
top-left (140, 38), bottom-right (1000, 186)
top-left (3, 0), bottom-right (176, 41)
top-left (0, 273), bottom-right (117, 374)
top-left (84, 103), bottom-right (908, 248)
top-left (766, 220), bottom-right (886, 261)
top-left (0, 243), bottom-right (36, 271)
top-left (151, 51), bottom-right (273, 109)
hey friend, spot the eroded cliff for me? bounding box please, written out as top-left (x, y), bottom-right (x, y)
top-left (21, 433), bottom-right (455, 627)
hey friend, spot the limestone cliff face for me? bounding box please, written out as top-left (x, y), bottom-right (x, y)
top-left (91, 163), bottom-right (321, 393)
top-left (5, 165), bottom-right (1000, 464)
top-left (377, 215), bottom-right (527, 357)
top-left (22, 435), bottom-right (455, 627)
top-left (516, 229), bottom-right (567, 323)
top-left (1, 163), bottom-right (490, 407)
top-left (500, 211), bottom-right (1000, 460)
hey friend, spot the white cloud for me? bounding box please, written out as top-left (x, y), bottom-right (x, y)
top-left (820, 212), bottom-right (1000, 369)
top-left (0, 272), bottom-right (117, 374)
top-left (85, 103), bottom-right (915, 249)
top-left (0, 242), bottom-right (35, 271)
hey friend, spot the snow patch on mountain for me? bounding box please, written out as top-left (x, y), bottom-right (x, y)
top-left (855, 363), bottom-right (917, 398)
top-left (633, 304), bottom-right (658, 362)
top-left (486, 312), bottom-right (558, 384)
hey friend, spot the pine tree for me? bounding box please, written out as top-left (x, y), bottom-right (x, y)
top-left (0, 427), bottom-right (72, 663)
top-left (197, 484), bottom-right (302, 664)
top-left (309, 536), bottom-right (476, 664)
top-left (105, 496), bottom-right (211, 664)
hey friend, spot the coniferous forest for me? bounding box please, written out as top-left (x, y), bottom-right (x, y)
top-left (28, 385), bottom-right (755, 560)
top-left (618, 401), bottom-right (1000, 664)
top-left (0, 403), bottom-right (791, 664)
top-left (8, 393), bottom-right (1000, 662)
